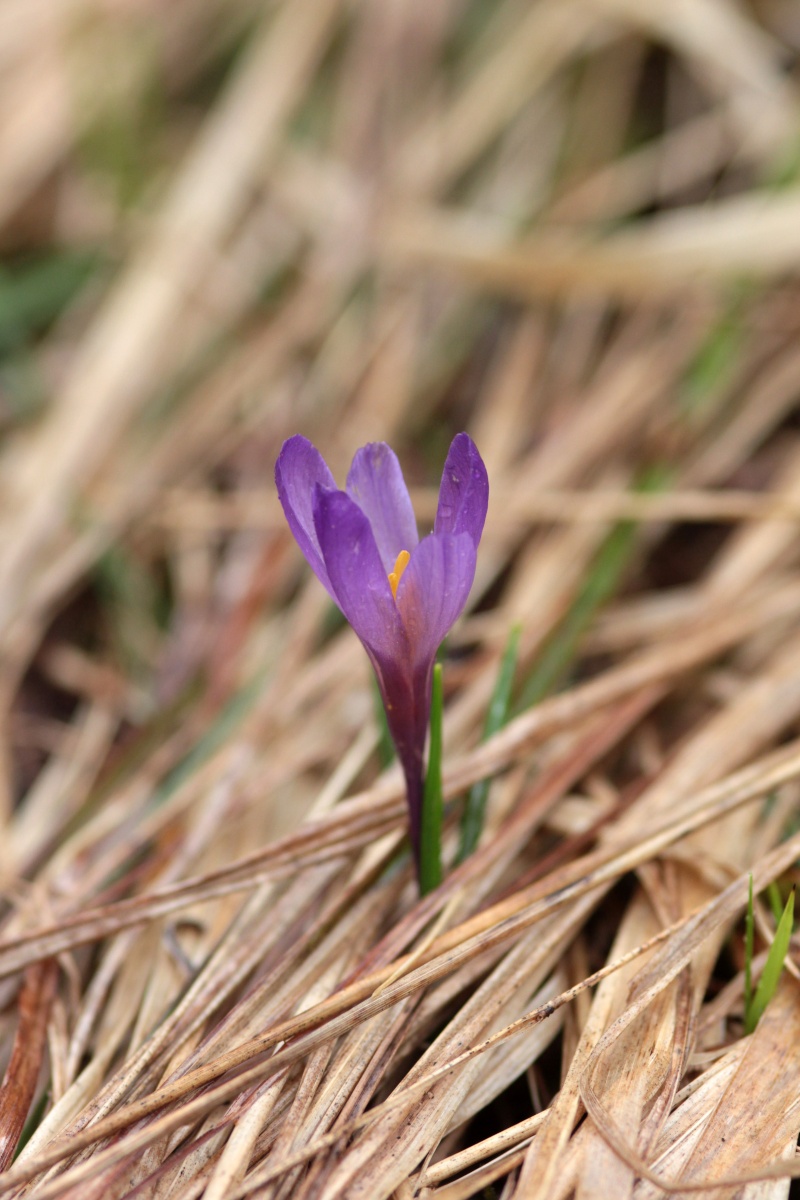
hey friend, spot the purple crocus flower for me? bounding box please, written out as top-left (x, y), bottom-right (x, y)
top-left (275, 433), bottom-right (488, 872)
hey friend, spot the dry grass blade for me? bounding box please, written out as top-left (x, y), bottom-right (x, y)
top-left (0, 960), bottom-right (57, 1170)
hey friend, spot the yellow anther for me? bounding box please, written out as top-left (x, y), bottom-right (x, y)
top-left (388, 549), bottom-right (410, 599)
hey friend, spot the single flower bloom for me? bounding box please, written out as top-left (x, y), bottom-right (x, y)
top-left (275, 433), bottom-right (488, 872)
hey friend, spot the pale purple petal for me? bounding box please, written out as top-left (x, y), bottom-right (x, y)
top-left (346, 442), bottom-right (419, 573)
top-left (395, 531), bottom-right (477, 667)
top-left (434, 433), bottom-right (489, 547)
top-left (275, 436), bottom-right (337, 595)
top-left (314, 487), bottom-right (408, 663)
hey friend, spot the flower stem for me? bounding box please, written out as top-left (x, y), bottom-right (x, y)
top-left (371, 676), bottom-right (395, 769)
top-left (419, 663), bottom-right (444, 895)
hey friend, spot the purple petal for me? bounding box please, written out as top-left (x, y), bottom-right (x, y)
top-left (434, 433), bottom-right (489, 547)
top-left (346, 443), bottom-right (419, 573)
top-left (395, 531), bottom-right (477, 667)
top-left (275, 436), bottom-right (337, 595)
top-left (314, 487), bottom-right (408, 663)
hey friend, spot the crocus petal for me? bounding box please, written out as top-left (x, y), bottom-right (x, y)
top-left (395, 531), bottom-right (477, 668)
top-left (275, 436), bottom-right (337, 595)
top-left (314, 487), bottom-right (408, 663)
top-left (346, 442), bottom-right (419, 573)
top-left (434, 433), bottom-right (489, 547)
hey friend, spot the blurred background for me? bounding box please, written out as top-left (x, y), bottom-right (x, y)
top-left (4, 0), bottom-right (800, 809)
top-left (4, 4), bottom-right (800, 1192)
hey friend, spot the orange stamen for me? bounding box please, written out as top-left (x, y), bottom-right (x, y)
top-left (388, 549), bottom-right (410, 599)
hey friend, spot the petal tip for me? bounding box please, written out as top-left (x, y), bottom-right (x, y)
top-left (274, 435), bottom-right (337, 593)
top-left (275, 432), bottom-right (312, 473)
top-left (435, 433), bottom-right (489, 545)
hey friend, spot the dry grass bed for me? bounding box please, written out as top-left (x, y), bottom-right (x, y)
top-left (2, 1), bottom-right (800, 1197)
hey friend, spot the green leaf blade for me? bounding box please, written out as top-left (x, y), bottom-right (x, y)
top-left (420, 663), bottom-right (444, 895)
top-left (457, 623), bottom-right (521, 862)
top-left (745, 886), bottom-right (795, 1035)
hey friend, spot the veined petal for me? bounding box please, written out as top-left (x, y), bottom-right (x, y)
top-left (396, 531), bottom-right (477, 667)
top-left (275, 436), bottom-right (337, 595)
top-left (314, 487), bottom-right (408, 663)
top-left (434, 433), bottom-right (489, 547)
top-left (346, 442), bottom-right (419, 573)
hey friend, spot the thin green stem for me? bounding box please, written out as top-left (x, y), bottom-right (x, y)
top-left (420, 663), bottom-right (444, 895)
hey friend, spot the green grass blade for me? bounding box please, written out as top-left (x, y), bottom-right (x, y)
top-left (0, 252), bottom-right (100, 357)
top-left (420, 663), bottom-right (444, 895)
top-left (516, 465), bottom-right (671, 713)
top-left (515, 521), bottom-right (635, 712)
top-left (457, 623), bottom-right (521, 862)
top-left (680, 300), bottom-right (744, 416)
top-left (745, 885), bottom-right (795, 1035)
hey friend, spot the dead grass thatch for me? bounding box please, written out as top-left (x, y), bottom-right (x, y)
top-left (2, 2), bottom-right (800, 1198)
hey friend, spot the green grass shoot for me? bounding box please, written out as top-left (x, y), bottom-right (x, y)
top-left (420, 663), bottom-right (444, 895)
top-left (457, 623), bottom-right (521, 862)
top-left (744, 883), bottom-right (795, 1035)
top-left (515, 466), bottom-right (670, 713)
